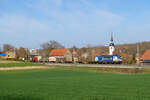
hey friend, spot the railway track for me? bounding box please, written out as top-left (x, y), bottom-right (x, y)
top-left (44, 63), bottom-right (145, 68)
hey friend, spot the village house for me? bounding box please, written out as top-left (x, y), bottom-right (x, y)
top-left (2, 50), bottom-right (17, 59)
top-left (29, 49), bottom-right (41, 62)
top-left (141, 50), bottom-right (150, 64)
top-left (49, 49), bottom-right (73, 63)
top-left (71, 49), bottom-right (79, 63)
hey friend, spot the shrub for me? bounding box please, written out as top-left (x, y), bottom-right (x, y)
top-left (6, 58), bottom-right (24, 62)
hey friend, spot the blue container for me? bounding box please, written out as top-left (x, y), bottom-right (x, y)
top-left (1, 53), bottom-right (6, 57)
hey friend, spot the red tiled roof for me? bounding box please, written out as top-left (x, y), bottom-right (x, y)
top-left (141, 50), bottom-right (150, 60)
top-left (72, 54), bottom-right (78, 57)
top-left (113, 50), bottom-right (121, 55)
top-left (49, 49), bottom-right (68, 56)
top-left (121, 54), bottom-right (132, 59)
top-left (72, 51), bottom-right (79, 57)
top-left (69, 49), bottom-right (79, 57)
top-left (93, 52), bottom-right (108, 56)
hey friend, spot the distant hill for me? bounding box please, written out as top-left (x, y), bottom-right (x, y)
top-left (116, 41), bottom-right (150, 55)
top-left (92, 41), bottom-right (150, 56)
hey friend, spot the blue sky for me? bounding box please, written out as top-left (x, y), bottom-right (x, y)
top-left (0, 0), bottom-right (150, 48)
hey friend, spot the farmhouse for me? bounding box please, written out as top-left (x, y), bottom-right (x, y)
top-left (49, 49), bottom-right (72, 63)
top-left (29, 49), bottom-right (41, 62)
top-left (1, 50), bottom-right (17, 59)
top-left (141, 50), bottom-right (150, 64)
top-left (71, 49), bottom-right (79, 63)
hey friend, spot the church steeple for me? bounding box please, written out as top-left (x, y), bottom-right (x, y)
top-left (109, 33), bottom-right (115, 55)
top-left (109, 33), bottom-right (115, 46)
top-left (111, 33), bottom-right (113, 42)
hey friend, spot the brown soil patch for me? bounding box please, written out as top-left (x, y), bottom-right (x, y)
top-left (0, 66), bottom-right (55, 71)
top-left (0, 60), bottom-right (21, 63)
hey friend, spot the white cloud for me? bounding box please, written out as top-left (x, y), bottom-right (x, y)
top-left (0, 0), bottom-right (125, 48)
top-left (9, 0), bottom-right (124, 36)
top-left (0, 14), bottom-right (50, 34)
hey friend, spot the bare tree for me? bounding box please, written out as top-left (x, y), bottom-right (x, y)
top-left (40, 40), bottom-right (64, 56)
top-left (0, 46), bottom-right (2, 52)
top-left (16, 47), bottom-right (28, 59)
top-left (3, 44), bottom-right (15, 52)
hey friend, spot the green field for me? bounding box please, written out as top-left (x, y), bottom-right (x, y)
top-left (0, 67), bottom-right (150, 100)
top-left (0, 62), bottom-right (41, 67)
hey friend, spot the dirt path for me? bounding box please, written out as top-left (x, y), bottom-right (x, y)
top-left (0, 66), bottom-right (55, 71)
top-left (0, 60), bottom-right (21, 63)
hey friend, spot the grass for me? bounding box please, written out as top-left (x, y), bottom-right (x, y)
top-left (0, 62), bottom-right (42, 67)
top-left (0, 67), bottom-right (150, 100)
top-left (55, 66), bottom-right (150, 74)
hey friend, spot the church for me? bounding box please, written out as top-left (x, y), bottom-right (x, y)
top-left (109, 34), bottom-right (115, 55)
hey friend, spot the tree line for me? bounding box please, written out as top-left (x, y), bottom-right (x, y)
top-left (1, 41), bottom-right (150, 64)
top-left (0, 40), bottom-right (64, 59)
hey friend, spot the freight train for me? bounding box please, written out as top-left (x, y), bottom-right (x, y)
top-left (95, 55), bottom-right (122, 64)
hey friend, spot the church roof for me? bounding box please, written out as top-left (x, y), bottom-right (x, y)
top-left (109, 43), bottom-right (115, 46)
top-left (109, 33), bottom-right (115, 46)
top-left (111, 33), bottom-right (113, 42)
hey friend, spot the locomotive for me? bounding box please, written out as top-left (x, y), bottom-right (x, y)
top-left (95, 55), bottom-right (122, 64)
